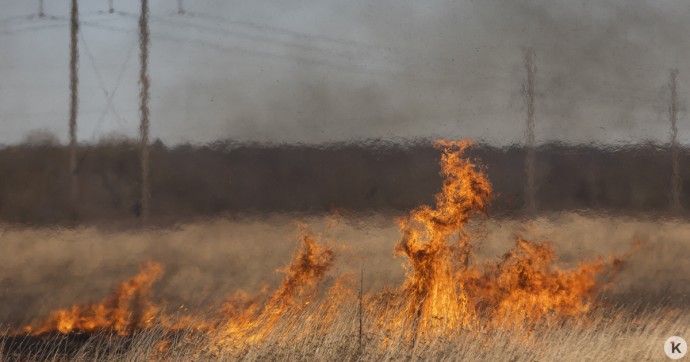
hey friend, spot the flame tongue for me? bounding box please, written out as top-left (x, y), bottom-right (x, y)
top-left (395, 140), bottom-right (492, 337)
top-left (221, 231), bottom-right (336, 344)
top-left (25, 260), bottom-right (163, 336)
top-left (467, 238), bottom-right (608, 326)
top-left (390, 140), bottom-right (623, 340)
top-left (20, 139), bottom-right (632, 350)
top-left (267, 232), bottom-right (336, 309)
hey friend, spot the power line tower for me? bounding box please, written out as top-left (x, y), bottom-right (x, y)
top-left (39, 0), bottom-right (45, 17)
top-left (108, 0), bottom-right (114, 14)
top-left (523, 48), bottom-right (537, 213)
top-left (669, 69), bottom-right (682, 213)
top-left (69, 0), bottom-right (79, 218)
top-left (138, 0), bottom-right (151, 223)
top-left (178, 0), bottom-right (185, 15)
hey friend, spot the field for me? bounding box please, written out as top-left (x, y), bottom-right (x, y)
top-left (3, 0), bottom-right (689, 360)
top-left (1, 212), bottom-right (688, 361)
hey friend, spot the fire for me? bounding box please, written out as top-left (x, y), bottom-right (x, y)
top-left (466, 238), bottom-right (610, 326)
top-left (25, 260), bottom-right (163, 335)
top-left (393, 140), bottom-right (492, 337)
top-left (18, 139), bottom-right (633, 353)
top-left (219, 230), bottom-right (337, 345)
top-left (384, 140), bottom-right (625, 340)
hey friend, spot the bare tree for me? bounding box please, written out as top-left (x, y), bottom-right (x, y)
top-left (138, 0), bottom-right (151, 223)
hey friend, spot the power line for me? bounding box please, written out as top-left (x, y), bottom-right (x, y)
top-left (155, 11), bottom-right (472, 76)
top-left (144, 13), bottom-right (379, 64)
top-left (79, 21), bottom-right (495, 88)
top-left (0, 23), bottom-right (65, 36)
top-left (113, 10), bottom-right (404, 72)
top-left (0, 9), bottom-right (120, 28)
top-left (79, 29), bottom-right (136, 131)
top-left (0, 14), bottom-right (36, 25)
top-left (183, 11), bottom-right (401, 55)
top-left (113, 10), bottom-right (478, 82)
top-left (75, 33), bottom-right (136, 177)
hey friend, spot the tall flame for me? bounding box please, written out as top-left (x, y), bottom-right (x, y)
top-left (18, 139), bottom-right (633, 354)
top-left (386, 140), bottom-right (625, 341)
top-left (394, 140), bottom-right (491, 337)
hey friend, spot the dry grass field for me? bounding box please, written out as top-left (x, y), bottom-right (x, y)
top-left (3, 0), bottom-right (689, 359)
top-left (1, 212), bottom-right (688, 361)
top-left (1, 143), bottom-right (688, 361)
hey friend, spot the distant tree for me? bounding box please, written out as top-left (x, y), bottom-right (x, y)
top-left (22, 130), bottom-right (60, 146)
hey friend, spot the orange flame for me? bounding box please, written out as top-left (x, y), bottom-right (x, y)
top-left (220, 230), bottom-right (336, 345)
top-left (25, 260), bottom-right (163, 335)
top-left (385, 140), bottom-right (626, 340)
top-left (17, 139), bottom-right (634, 351)
top-left (393, 140), bottom-right (492, 337)
top-left (466, 238), bottom-right (611, 327)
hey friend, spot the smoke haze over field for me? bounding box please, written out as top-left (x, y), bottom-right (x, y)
top-left (1, 0), bottom-right (689, 146)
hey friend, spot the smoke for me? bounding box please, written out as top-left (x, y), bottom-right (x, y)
top-left (155, 0), bottom-right (690, 145)
top-left (1, 0), bottom-right (689, 145)
top-left (523, 48), bottom-right (537, 212)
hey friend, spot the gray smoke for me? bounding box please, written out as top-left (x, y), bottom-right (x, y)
top-left (127, 0), bottom-right (690, 145)
top-left (523, 48), bottom-right (537, 212)
top-left (1, 0), bottom-right (689, 146)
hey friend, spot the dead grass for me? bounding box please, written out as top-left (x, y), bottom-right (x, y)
top-left (1, 212), bottom-right (688, 360)
top-left (2, 304), bottom-right (687, 361)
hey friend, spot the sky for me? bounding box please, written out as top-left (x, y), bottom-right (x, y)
top-left (1, 0), bottom-right (689, 146)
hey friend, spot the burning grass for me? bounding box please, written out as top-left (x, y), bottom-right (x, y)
top-left (1, 140), bottom-right (683, 361)
top-left (3, 304), bottom-right (687, 361)
top-left (23, 260), bottom-right (163, 336)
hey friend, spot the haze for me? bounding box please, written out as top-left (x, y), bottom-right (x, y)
top-left (1, 0), bottom-right (689, 146)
